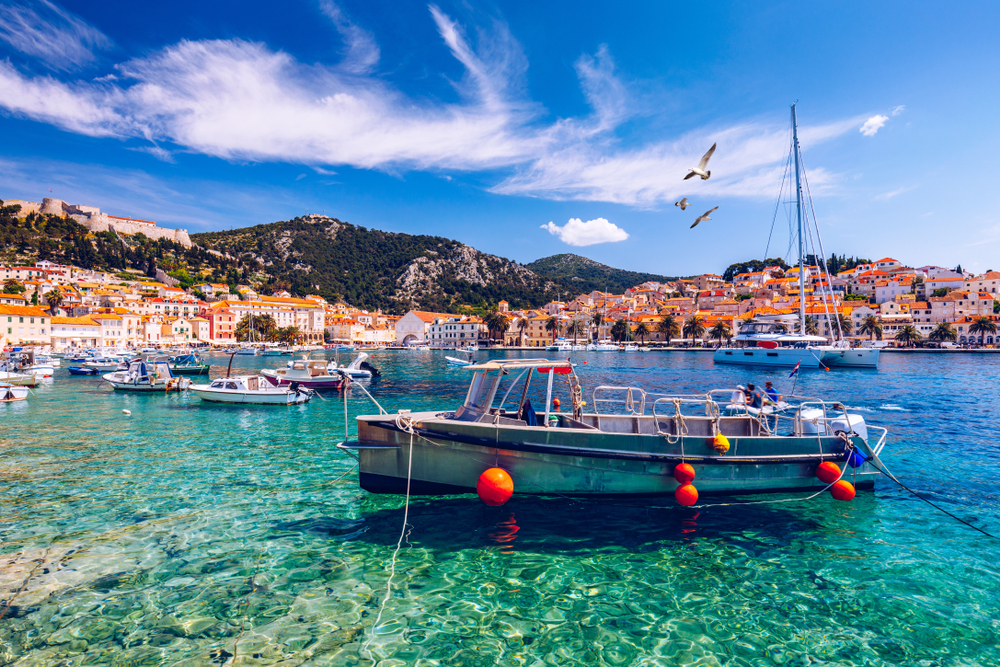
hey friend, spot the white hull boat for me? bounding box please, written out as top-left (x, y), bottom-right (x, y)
top-left (0, 383), bottom-right (29, 402)
top-left (446, 356), bottom-right (474, 366)
top-left (103, 358), bottom-right (191, 391)
top-left (0, 371), bottom-right (39, 387)
top-left (328, 352), bottom-right (381, 379)
top-left (190, 375), bottom-right (312, 404)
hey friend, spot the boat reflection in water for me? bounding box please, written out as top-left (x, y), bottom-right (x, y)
top-left (341, 358), bottom-right (887, 500)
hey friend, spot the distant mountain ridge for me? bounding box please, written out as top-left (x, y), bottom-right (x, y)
top-left (193, 218), bottom-right (675, 312)
top-left (526, 254), bottom-right (678, 296)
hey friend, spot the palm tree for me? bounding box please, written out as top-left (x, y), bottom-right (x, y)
top-left (835, 312), bottom-right (853, 337)
top-left (683, 315), bottom-right (706, 346)
top-left (968, 316), bottom-right (998, 345)
top-left (858, 315), bottom-right (883, 341)
top-left (3, 278), bottom-right (24, 294)
top-left (804, 315), bottom-right (819, 336)
top-left (566, 321), bottom-right (580, 345)
top-left (708, 321), bottom-right (731, 344)
top-left (483, 310), bottom-right (510, 346)
top-left (591, 313), bottom-right (603, 341)
top-left (657, 314), bottom-right (680, 344)
top-left (517, 317), bottom-right (530, 346)
top-left (545, 316), bottom-right (559, 342)
top-left (928, 322), bottom-right (957, 343)
top-left (610, 318), bottom-right (631, 342)
top-left (634, 322), bottom-right (650, 345)
top-left (276, 326), bottom-right (301, 344)
top-left (894, 325), bottom-right (921, 348)
top-left (45, 290), bottom-right (64, 315)
top-left (235, 313), bottom-right (277, 342)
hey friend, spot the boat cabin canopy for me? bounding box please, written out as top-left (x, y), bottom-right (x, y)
top-left (458, 358), bottom-right (577, 425)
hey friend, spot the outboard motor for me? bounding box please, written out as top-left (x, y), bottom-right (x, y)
top-left (359, 361), bottom-right (381, 377)
top-left (289, 381), bottom-right (301, 394)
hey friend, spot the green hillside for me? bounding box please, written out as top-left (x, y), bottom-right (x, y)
top-left (526, 254), bottom-right (677, 295)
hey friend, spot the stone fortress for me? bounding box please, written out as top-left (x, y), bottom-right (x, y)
top-left (5, 197), bottom-right (192, 248)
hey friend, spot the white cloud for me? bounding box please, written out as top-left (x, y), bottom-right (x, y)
top-left (541, 217), bottom-right (628, 246)
top-left (860, 115), bottom-right (889, 136)
top-left (0, 5), bottom-right (864, 207)
top-left (875, 185), bottom-right (915, 200)
top-left (891, 105), bottom-right (906, 116)
top-left (0, 0), bottom-right (112, 70)
top-left (318, 1), bottom-right (380, 74)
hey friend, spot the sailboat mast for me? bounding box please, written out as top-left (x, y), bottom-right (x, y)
top-left (791, 103), bottom-right (806, 336)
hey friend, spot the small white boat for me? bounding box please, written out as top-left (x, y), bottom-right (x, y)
top-left (82, 355), bottom-right (129, 372)
top-left (103, 358), bottom-right (191, 391)
top-left (328, 352), bottom-right (381, 378)
top-left (623, 343), bottom-right (639, 352)
top-left (261, 360), bottom-right (351, 390)
top-left (546, 340), bottom-right (573, 352)
top-left (0, 371), bottom-right (39, 387)
top-left (235, 346), bottom-right (259, 356)
top-left (591, 340), bottom-right (620, 351)
top-left (0, 383), bottom-right (29, 402)
top-left (446, 356), bottom-right (475, 367)
top-left (190, 375), bottom-right (312, 405)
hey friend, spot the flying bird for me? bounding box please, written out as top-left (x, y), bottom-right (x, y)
top-left (674, 198), bottom-right (690, 210)
top-left (690, 206), bottom-right (719, 229)
top-left (683, 143), bottom-right (717, 180)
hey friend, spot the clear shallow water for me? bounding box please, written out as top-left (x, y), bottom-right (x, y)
top-left (1, 350), bottom-right (999, 666)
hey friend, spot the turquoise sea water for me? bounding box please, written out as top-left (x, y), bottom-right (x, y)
top-left (2, 350), bottom-right (999, 666)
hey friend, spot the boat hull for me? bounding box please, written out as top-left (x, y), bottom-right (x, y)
top-left (819, 347), bottom-right (880, 368)
top-left (713, 347), bottom-right (823, 367)
top-left (0, 372), bottom-right (39, 387)
top-left (351, 412), bottom-right (878, 497)
top-left (170, 365), bottom-right (211, 375)
top-left (190, 387), bottom-right (308, 404)
top-left (260, 371), bottom-right (348, 389)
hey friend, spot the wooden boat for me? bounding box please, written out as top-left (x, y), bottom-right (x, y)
top-left (260, 360), bottom-right (351, 390)
top-left (103, 358), bottom-right (191, 391)
top-left (0, 383), bottom-right (29, 402)
top-left (342, 359), bottom-right (887, 499)
top-left (189, 375), bottom-right (312, 404)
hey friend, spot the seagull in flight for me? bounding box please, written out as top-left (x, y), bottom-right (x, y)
top-left (674, 198), bottom-right (690, 210)
top-left (690, 206), bottom-right (718, 228)
top-left (683, 143), bottom-right (717, 180)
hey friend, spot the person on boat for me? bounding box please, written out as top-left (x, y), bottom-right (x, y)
top-left (730, 385), bottom-right (747, 405)
top-left (764, 381), bottom-right (783, 403)
top-left (746, 383), bottom-right (768, 409)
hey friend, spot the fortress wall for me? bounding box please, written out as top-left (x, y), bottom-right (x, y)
top-left (4, 196), bottom-right (192, 248)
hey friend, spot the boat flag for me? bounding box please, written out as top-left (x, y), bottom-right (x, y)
top-left (789, 361), bottom-right (801, 378)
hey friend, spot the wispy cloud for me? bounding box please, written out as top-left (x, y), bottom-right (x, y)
top-left (0, 0), bottom-right (112, 70)
top-left (0, 4), bottom-right (864, 207)
top-left (541, 217), bottom-right (628, 246)
top-left (860, 114), bottom-right (889, 136)
top-left (875, 185), bottom-right (916, 200)
top-left (892, 105), bottom-right (906, 116)
top-left (318, 1), bottom-right (379, 74)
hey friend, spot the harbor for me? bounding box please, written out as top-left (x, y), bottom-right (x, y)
top-left (2, 349), bottom-right (999, 665)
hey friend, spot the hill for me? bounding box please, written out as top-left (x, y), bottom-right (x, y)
top-left (526, 254), bottom-right (677, 296)
top-left (192, 216), bottom-right (565, 313)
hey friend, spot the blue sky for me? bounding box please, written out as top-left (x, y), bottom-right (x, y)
top-left (1, 1), bottom-right (998, 276)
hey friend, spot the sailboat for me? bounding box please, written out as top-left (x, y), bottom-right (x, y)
top-left (714, 104), bottom-right (880, 370)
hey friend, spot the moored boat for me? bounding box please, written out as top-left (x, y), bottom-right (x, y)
top-left (168, 353), bottom-right (211, 375)
top-left (189, 375), bottom-right (312, 404)
top-left (260, 360), bottom-right (351, 390)
top-left (0, 383), bottom-right (29, 402)
top-left (341, 358), bottom-right (887, 499)
top-left (103, 358), bottom-right (191, 391)
top-left (67, 366), bottom-right (100, 375)
top-left (328, 352), bottom-right (381, 378)
top-left (0, 371), bottom-right (39, 387)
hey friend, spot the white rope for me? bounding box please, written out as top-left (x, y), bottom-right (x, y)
top-left (363, 418), bottom-right (415, 661)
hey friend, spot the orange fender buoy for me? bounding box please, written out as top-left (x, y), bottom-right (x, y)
top-left (674, 463), bottom-right (696, 484)
top-left (477, 468), bottom-right (514, 506)
top-left (711, 433), bottom-right (730, 454)
top-left (675, 483), bottom-right (699, 506)
top-left (816, 461), bottom-right (841, 485)
top-left (830, 480), bottom-right (856, 501)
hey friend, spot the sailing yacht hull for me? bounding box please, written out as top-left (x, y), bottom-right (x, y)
top-left (713, 347), bottom-right (822, 367)
top-left (819, 347), bottom-right (880, 368)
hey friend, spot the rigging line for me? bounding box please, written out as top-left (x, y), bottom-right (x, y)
top-left (866, 457), bottom-right (1000, 541)
top-left (799, 149), bottom-right (844, 339)
top-left (764, 134), bottom-right (795, 262)
top-left (363, 427), bottom-right (416, 661)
